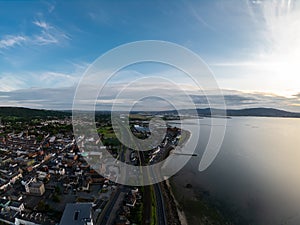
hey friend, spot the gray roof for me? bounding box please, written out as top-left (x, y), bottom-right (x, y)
top-left (59, 203), bottom-right (93, 225)
top-left (29, 181), bottom-right (44, 188)
top-left (9, 201), bottom-right (23, 208)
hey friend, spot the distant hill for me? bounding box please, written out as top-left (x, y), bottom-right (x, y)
top-left (195, 107), bottom-right (300, 118)
top-left (0, 107), bottom-right (70, 120)
top-left (1, 107), bottom-right (300, 120)
top-left (152, 107), bottom-right (300, 118)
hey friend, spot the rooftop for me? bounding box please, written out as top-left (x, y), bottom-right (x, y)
top-left (59, 203), bottom-right (93, 225)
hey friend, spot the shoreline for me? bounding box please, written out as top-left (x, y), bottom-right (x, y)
top-left (160, 179), bottom-right (188, 225)
top-left (165, 126), bottom-right (234, 225)
top-left (159, 127), bottom-right (191, 225)
top-left (165, 179), bottom-right (188, 225)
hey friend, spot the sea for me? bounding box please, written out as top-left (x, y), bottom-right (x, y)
top-left (168, 117), bottom-right (300, 225)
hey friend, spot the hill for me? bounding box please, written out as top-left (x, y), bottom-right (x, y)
top-left (196, 107), bottom-right (300, 118)
top-left (151, 107), bottom-right (300, 118)
top-left (1, 107), bottom-right (300, 120)
top-left (0, 107), bottom-right (70, 120)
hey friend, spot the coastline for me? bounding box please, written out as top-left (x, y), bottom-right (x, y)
top-left (169, 169), bottom-right (235, 225)
top-left (165, 179), bottom-right (188, 225)
top-left (166, 126), bottom-right (234, 225)
top-left (160, 127), bottom-right (190, 225)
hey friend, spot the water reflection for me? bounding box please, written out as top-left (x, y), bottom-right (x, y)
top-left (169, 117), bottom-right (300, 225)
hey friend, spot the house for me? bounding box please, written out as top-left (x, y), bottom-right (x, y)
top-left (8, 201), bottom-right (25, 212)
top-left (0, 198), bottom-right (10, 209)
top-left (59, 203), bottom-right (93, 225)
top-left (115, 215), bottom-right (130, 225)
top-left (124, 193), bottom-right (136, 207)
top-left (25, 181), bottom-right (45, 196)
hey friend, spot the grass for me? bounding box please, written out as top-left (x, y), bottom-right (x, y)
top-left (129, 201), bottom-right (143, 224)
top-left (97, 126), bottom-right (117, 139)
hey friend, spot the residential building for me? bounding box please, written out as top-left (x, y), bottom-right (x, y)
top-left (25, 181), bottom-right (45, 196)
top-left (59, 203), bottom-right (93, 225)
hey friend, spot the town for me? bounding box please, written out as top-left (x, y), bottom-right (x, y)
top-left (0, 110), bottom-right (184, 225)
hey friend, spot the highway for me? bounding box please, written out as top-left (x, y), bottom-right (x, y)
top-left (97, 187), bottom-right (122, 225)
top-left (136, 137), bottom-right (168, 225)
top-left (111, 117), bottom-right (168, 225)
top-left (153, 182), bottom-right (167, 225)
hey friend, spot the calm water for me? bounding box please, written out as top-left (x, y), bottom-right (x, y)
top-left (169, 117), bottom-right (300, 225)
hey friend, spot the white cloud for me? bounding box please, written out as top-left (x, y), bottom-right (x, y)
top-left (251, 0), bottom-right (262, 5)
top-left (186, 2), bottom-right (216, 31)
top-left (0, 84), bottom-right (300, 111)
top-left (38, 71), bottom-right (79, 87)
top-left (0, 35), bottom-right (27, 49)
top-left (0, 69), bottom-right (81, 93)
top-left (33, 19), bottom-right (71, 45)
top-left (33, 20), bottom-right (51, 29)
top-left (207, 0), bottom-right (300, 97)
top-left (0, 75), bottom-right (27, 91)
top-left (0, 19), bottom-right (70, 52)
top-left (34, 30), bottom-right (59, 45)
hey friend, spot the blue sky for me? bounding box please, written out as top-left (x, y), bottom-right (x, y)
top-left (1, 0), bottom-right (300, 110)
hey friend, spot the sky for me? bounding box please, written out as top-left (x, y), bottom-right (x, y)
top-left (1, 0), bottom-right (300, 111)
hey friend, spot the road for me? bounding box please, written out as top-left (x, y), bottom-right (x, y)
top-left (153, 182), bottom-right (167, 225)
top-left (97, 187), bottom-right (122, 225)
top-left (96, 145), bottom-right (127, 225)
top-left (112, 118), bottom-right (168, 225)
top-left (136, 135), bottom-right (168, 225)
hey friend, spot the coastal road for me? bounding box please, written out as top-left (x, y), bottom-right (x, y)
top-left (139, 140), bottom-right (168, 225)
top-left (153, 182), bottom-right (167, 225)
top-left (97, 187), bottom-right (122, 225)
top-left (116, 117), bottom-right (168, 225)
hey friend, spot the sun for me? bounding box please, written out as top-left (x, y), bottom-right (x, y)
top-left (248, 0), bottom-right (300, 97)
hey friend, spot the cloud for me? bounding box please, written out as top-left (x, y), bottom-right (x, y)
top-left (204, 0), bottom-right (300, 98)
top-left (34, 31), bottom-right (59, 45)
top-left (191, 94), bottom-right (259, 106)
top-left (33, 19), bottom-right (71, 45)
top-left (0, 86), bottom-right (76, 110)
top-left (0, 19), bottom-right (70, 52)
top-left (0, 75), bottom-right (27, 91)
top-left (0, 35), bottom-right (27, 49)
top-left (33, 20), bottom-right (51, 29)
top-left (1, 78), bottom-right (300, 112)
top-left (293, 93), bottom-right (300, 99)
top-left (38, 71), bottom-right (79, 87)
top-left (251, 0), bottom-right (262, 5)
top-left (186, 2), bottom-right (216, 31)
top-left (0, 70), bottom-right (81, 93)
